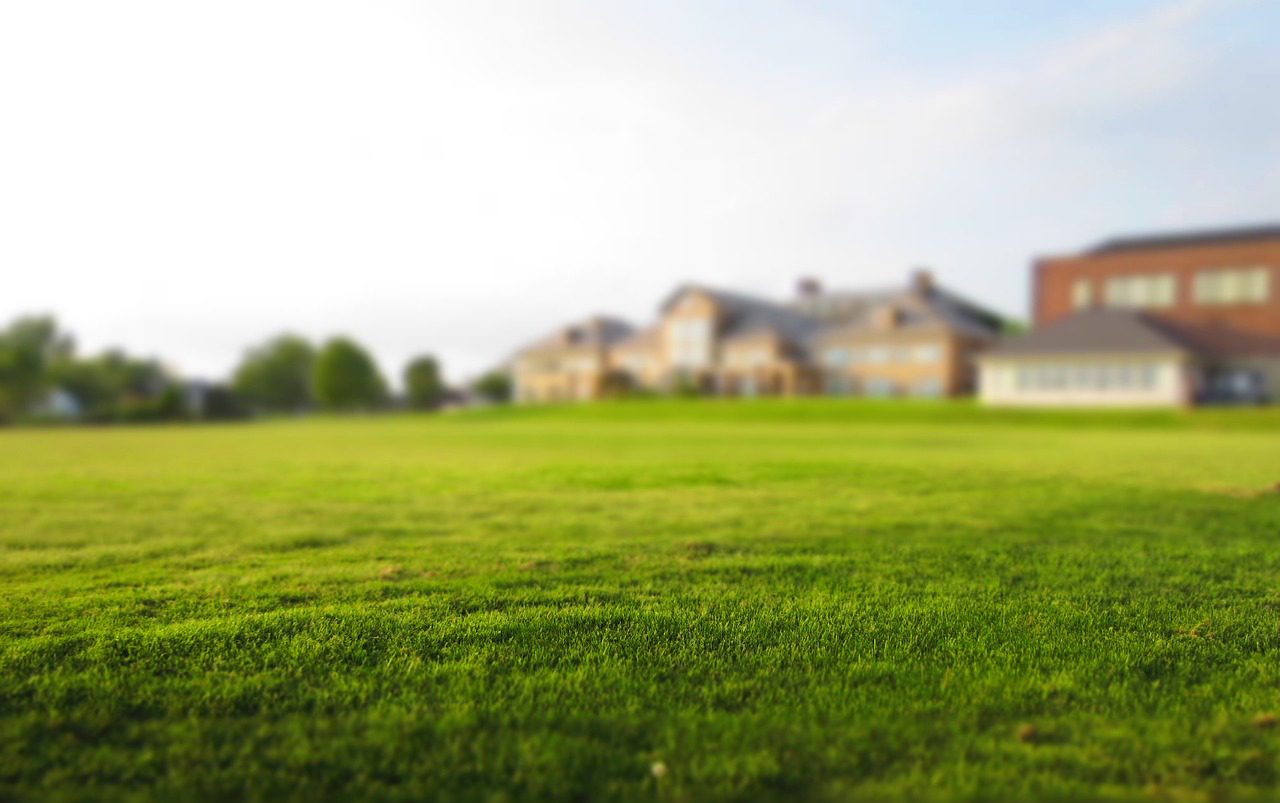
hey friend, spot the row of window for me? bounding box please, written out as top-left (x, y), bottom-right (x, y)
top-left (826, 376), bottom-right (943, 398)
top-left (724, 349), bottom-right (773, 370)
top-left (1014, 362), bottom-right (1163, 392)
top-left (823, 343), bottom-right (942, 367)
top-left (521, 356), bottom-right (599, 374)
top-left (1071, 267), bottom-right (1271, 310)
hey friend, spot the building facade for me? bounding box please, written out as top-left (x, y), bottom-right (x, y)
top-left (983, 225), bottom-right (1280, 407)
top-left (513, 271), bottom-right (1006, 403)
top-left (512, 317), bottom-right (635, 403)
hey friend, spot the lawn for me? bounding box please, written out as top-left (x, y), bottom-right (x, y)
top-left (2, 400), bottom-right (1280, 801)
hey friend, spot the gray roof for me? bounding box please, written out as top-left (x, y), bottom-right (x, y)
top-left (985, 309), bottom-right (1203, 357)
top-left (661, 284), bottom-right (822, 347)
top-left (516, 315), bottom-right (635, 356)
top-left (660, 277), bottom-right (1006, 356)
top-left (1086, 224), bottom-right (1280, 256)
top-left (804, 286), bottom-right (1006, 342)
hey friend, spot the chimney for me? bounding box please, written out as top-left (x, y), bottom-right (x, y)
top-left (911, 268), bottom-right (935, 297)
top-left (796, 277), bottom-right (823, 299)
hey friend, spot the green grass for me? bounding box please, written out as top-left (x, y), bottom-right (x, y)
top-left (3, 400), bottom-right (1280, 801)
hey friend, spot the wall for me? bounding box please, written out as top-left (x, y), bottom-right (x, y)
top-left (608, 338), bottom-right (664, 390)
top-left (514, 346), bottom-right (605, 403)
top-left (1034, 240), bottom-right (1280, 341)
top-left (815, 329), bottom-right (988, 398)
top-left (661, 291), bottom-right (722, 376)
top-left (715, 333), bottom-right (812, 396)
top-left (978, 353), bottom-right (1193, 408)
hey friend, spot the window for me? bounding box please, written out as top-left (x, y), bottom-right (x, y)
top-left (912, 378), bottom-right (943, 398)
top-left (865, 378), bottom-right (897, 397)
top-left (1104, 274), bottom-right (1176, 308)
top-left (671, 319), bottom-right (713, 369)
top-left (912, 344), bottom-right (942, 363)
top-left (866, 347), bottom-right (890, 364)
top-left (1072, 364), bottom-right (1092, 389)
top-left (1071, 279), bottom-right (1093, 310)
top-left (1137, 363), bottom-right (1157, 389)
top-left (823, 347), bottom-right (850, 367)
top-left (825, 375), bottom-right (854, 396)
top-left (623, 354), bottom-right (649, 374)
top-left (1016, 366), bottom-right (1034, 390)
top-left (1194, 267), bottom-right (1271, 305)
top-left (1011, 361), bottom-right (1163, 393)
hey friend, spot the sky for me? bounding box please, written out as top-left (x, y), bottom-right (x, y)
top-left (2, 0), bottom-right (1277, 384)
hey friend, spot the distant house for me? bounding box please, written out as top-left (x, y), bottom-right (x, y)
top-left (512, 271), bottom-right (1007, 402)
top-left (513, 317), bottom-right (636, 403)
top-left (31, 388), bottom-right (83, 421)
top-left (982, 225), bottom-right (1280, 407)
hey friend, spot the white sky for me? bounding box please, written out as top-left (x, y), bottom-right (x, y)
top-left (2, 0), bottom-right (1277, 384)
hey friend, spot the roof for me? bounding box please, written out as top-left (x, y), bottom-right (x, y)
top-left (658, 276), bottom-right (1007, 354)
top-left (1086, 224), bottom-right (1280, 256)
top-left (515, 315), bottom-right (635, 356)
top-left (661, 283), bottom-right (822, 347)
top-left (984, 309), bottom-right (1203, 358)
top-left (612, 323), bottom-right (661, 351)
top-left (804, 284), bottom-right (1006, 342)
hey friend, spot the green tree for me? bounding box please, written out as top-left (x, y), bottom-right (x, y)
top-left (472, 370), bottom-right (512, 404)
top-left (0, 316), bottom-right (74, 421)
top-left (313, 337), bottom-right (387, 410)
top-left (232, 335), bottom-right (316, 413)
top-left (51, 349), bottom-right (174, 422)
top-left (404, 355), bottom-right (445, 410)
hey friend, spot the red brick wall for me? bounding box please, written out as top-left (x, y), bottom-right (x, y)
top-left (1033, 239), bottom-right (1280, 341)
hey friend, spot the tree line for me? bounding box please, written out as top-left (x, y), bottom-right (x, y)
top-left (0, 315), bottom-right (511, 425)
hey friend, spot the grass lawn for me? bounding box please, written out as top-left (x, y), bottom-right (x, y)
top-left (2, 400), bottom-right (1280, 801)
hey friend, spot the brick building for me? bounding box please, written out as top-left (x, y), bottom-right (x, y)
top-left (982, 225), bottom-right (1280, 407)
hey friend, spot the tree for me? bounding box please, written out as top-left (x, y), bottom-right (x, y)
top-left (0, 316), bottom-right (74, 422)
top-left (51, 349), bottom-right (175, 422)
top-left (403, 355), bottom-right (445, 410)
top-left (232, 334), bottom-right (315, 413)
top-left (313, 337), bottom-right (387, 410)
top-left (472, 370), bottom-right (512, 404)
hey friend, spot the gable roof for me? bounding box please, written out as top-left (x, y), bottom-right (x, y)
top-left (803, 284), bottom-right (1006, 341)
top-left (661, 283), bottom-right (822, 346)
top-left (1086, 224), bottom-right (1280, 256)
top-left (985, 309), bottom-right (1203, 357)
top-left (515, 315), bottom-right (635, 356)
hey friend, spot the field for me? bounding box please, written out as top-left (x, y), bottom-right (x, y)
top-left (3, 400), bottom-right (1280, 801)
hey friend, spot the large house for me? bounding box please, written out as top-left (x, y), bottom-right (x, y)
top-left (980, 225), bottom-right (1280, 407)
top-left (513, 271), bottom-right (1007, 403)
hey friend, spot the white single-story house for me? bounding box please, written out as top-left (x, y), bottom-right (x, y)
top-left (977, 310), bottom-right (1203, 408)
